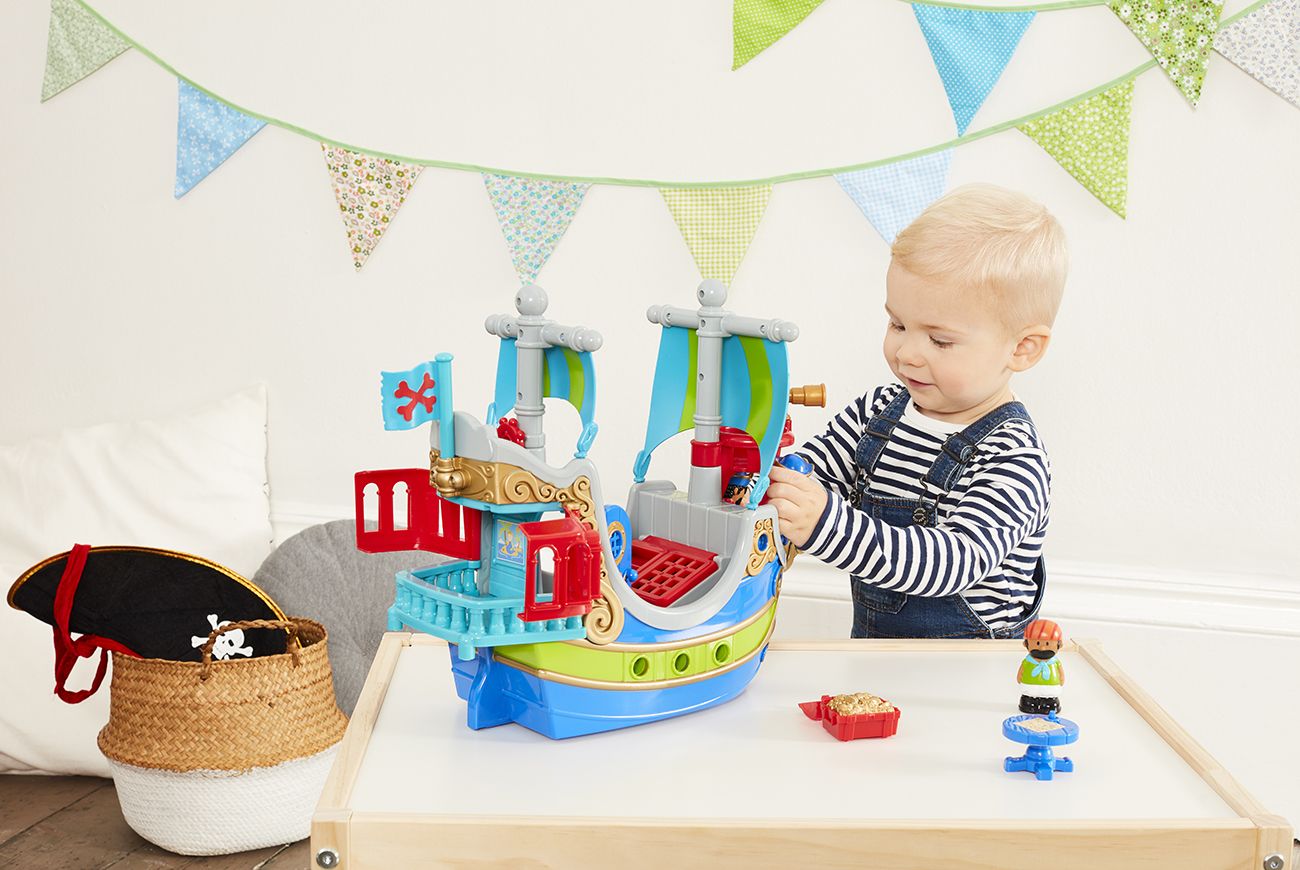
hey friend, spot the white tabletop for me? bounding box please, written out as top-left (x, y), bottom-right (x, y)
top-left (1061, 621), bottom-right (1299, 831)
top-left (348, 641), bottom-right (1237, 822)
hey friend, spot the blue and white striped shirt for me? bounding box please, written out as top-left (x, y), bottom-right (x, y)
top-left (799, 384), bottom-right (1050, 630)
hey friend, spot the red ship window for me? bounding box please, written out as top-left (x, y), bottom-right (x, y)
top-left (517, 510), bottom-right (602, 622)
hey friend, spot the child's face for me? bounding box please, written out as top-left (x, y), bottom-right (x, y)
top-left (883, 261), bottom-right (1033, 423)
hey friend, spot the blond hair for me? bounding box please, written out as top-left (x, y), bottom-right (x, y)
top-left (891, 183), bottom-right (1068, 329)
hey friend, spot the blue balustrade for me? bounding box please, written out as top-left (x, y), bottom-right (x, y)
top-left (386, 560), bottom-right (586, 660)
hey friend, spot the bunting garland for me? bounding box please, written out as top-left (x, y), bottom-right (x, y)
top-left (1109, 0), bottom-right (1224, 106)
top-left (483, 175), bottom-right (591, 283)
top-left (912, 5), bottom-right (1036, 135)
top-left (174, 82), bottom-right (266, 198)
top-left (41, 0), bottom-right (128, 102)
top-left (732, 0), bottom-right (825, 69)
top-left (321, 146), bottom-right (423, 270)
top-left (661, 187), bottom-right (773, 284)
top-left (33, 0), bottom-right (1300, 279)
top-left (1213, 0), bottom-right (1299, 109)
top-left (835, 150), bottom-right (954, 242)
top-left (1018, 80), bottom-right (1134, 217)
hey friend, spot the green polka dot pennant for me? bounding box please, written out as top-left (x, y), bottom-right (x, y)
top-left (41, 0), bottom-right (129, 102)
top-left (733, 0), bottom-right (826, 69)
top-left (483, 174), bottom-right (591, 284)
top-left (661, 186), bottom-right (773, 285)
top-left (1109, 0), bottom-right (1224, 106)
top-left (1018, 79), bottom-right (1133, 217)
top-left (321, 144), bottom-right (423, 270)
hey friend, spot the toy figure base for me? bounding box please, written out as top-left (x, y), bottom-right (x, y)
top-left (1005, 744), bottom-right (1074, 781)
top-left (447, 643), bottom-right (768, 739)
top-left (1019, 694), bottom-right (1060, 715)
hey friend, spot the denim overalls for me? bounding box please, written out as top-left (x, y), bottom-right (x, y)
top-left (848, 388), bottom-right (1045, 639)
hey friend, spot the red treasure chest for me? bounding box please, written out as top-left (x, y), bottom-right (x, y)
top-left (517, 509), bottom-right (602, 622)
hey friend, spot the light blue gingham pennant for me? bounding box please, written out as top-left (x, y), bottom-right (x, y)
top-left (835, 149), bottom-right (953, 243)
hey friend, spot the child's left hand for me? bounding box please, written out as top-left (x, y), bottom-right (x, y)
top-left (766, 464), bottom-right (828, 549)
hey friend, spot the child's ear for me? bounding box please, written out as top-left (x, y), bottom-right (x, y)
top-left (1009, 326), bottom-right (1052, 372)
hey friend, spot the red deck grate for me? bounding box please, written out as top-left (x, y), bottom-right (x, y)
top-left (629, 536), bottom-right (718, 607)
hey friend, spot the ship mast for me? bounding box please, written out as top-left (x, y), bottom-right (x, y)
top-left (646, 280), bottom-right (799, 506)
top-left (484, 284), bottom-right (603, 463)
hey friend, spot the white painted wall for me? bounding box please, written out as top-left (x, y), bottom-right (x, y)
top-left (3, 0), bottom-right (1299, 636)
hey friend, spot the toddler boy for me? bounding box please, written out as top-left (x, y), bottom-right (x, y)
top-left (767, 184), bottom-right (1066, 638)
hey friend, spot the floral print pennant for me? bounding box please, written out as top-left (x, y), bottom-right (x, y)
top-left (482, 175), bottom-right (590, 283)
top-left (321, 145), bottom-right (422, 270)
top-left (1213, 0), bottom-right (1300, 109)
top-left (41, 0), bottom-right (129, 102)
top-left (1110, 0), bottom-right (1224, 106)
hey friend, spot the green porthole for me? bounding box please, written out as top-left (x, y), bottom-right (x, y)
top-left (672, 651), bottom-right (691, 675)
top-left (631, 655), bottom-right (650, 679)
top-left (713, 642), bottom-right (732, 666)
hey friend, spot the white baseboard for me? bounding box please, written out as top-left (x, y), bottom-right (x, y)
top-left (782, 560), bottom-right (1300, 639)
top-left (271, 501), bottom-right (1300, 639)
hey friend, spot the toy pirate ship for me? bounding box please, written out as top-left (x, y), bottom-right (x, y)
top-left (355, 280), bottom-right (822, 738)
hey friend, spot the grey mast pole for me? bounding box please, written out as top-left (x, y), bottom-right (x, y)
top-left (689, 281), bottom-right (728, 504)
top-left (646, 280), bottom-right (799, 506)
top-left (485, 284), bottom-right (603, 463)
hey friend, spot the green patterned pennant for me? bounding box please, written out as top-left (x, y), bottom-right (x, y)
top-left (1018, 79), bottom-right (1133, 217)
top-left (661, 186), bottom-right (773, 284)
top-left (41, 0), bottom-right (129, 102)
top-left (733, 0), bottom-right (825, 69)
top-left (1109, 0), bottom-right (1223, 106)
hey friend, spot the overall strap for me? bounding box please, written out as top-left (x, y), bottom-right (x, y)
top-left (851, 387), bottom-right (911, 506)
top-left (922, 401), bottom-right (1033, 495)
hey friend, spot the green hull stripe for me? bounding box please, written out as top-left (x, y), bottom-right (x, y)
top-left (497, 598), bottom-right (777, 684)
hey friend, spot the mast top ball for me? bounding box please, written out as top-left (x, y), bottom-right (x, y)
top-left (697, 280), bottom-right (728, 309)
top-left (517, 283), bottom-right (549, 317)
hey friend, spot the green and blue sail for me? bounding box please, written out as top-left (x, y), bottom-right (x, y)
top-left (633, 327), bottom-right (789, 508)
top-left (487, 339), bottom-right (599, 457)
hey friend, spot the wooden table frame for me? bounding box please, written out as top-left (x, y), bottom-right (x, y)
top-left (311, 633), bottom-right (1292, 870)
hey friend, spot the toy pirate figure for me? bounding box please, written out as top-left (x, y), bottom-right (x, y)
top-left (1017, 619), bottom-right (1064, 715)
top-left (723, 473), bottom-right (753, 506)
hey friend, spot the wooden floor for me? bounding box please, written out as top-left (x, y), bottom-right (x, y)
top-left (0, 775), bottom-right (309, 869)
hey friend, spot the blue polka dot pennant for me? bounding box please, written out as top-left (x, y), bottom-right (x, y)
top-left (912, 5), bottom-right (1036, 135)
top-left (174, 81), bottom-right (266, 198)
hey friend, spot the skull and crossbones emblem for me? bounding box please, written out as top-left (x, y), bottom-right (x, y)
top-left (190, 613), bottom-right (253, 660)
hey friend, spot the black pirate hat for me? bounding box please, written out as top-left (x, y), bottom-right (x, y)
top-left (8, 545), bottom-right (287, 702)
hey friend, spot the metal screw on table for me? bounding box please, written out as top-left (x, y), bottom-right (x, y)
top-left (1263, 853), bottom-right (1285, 870)
top-left (316, 848), bottom-right (340, 868)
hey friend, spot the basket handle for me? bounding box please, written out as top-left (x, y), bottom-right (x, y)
top-left (198, 618), bottom-right (303, 681)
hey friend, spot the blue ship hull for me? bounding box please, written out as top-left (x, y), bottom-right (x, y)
top-left (447, 641), bottom-right (770, 739)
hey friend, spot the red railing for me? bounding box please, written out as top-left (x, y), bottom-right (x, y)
top-left (354, 468), bottom-right (481, 560)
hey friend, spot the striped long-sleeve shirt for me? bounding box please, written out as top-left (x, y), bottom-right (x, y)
top-left (798, 383), bottom-right (1050, 631)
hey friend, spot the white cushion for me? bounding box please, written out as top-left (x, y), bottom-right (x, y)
top-left (0, 386), bottom-right (274, 775)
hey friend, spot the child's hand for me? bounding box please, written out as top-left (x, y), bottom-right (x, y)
top-left (765, 464), bottom-right (828, 549)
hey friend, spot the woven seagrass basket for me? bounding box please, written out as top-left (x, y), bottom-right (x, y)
top-left (98, 618), bottom-right (348, 856)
